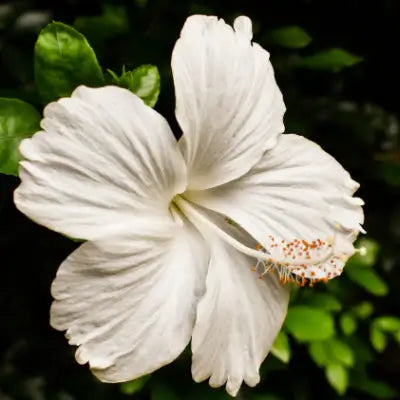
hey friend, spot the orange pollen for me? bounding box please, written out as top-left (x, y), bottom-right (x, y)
top-left (255, 234), bottom-right (341, 288)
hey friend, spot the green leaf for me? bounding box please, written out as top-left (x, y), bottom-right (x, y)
top-left (369, 316), bottom-right (400, 353)
top-left (285, 306), bottom-right (335, 342)
top-left (351, 376), bottom-right (398, 399)
top-left (340, 313), bottom-right (357, 336)
top-left (328, 339), bottom-right (354, 367)
top-left (120, 375), bottom-right (151, 395)
top-left (308, 341), bottom-right (327, 367)
top-left (374, 316), bottom-right (400, 333)
top-left (346, 336), bottom-right (374, 365)
top-left (305, 292), bottom-right (342, 312)
top-left (109, 65), bottom-right (160, 108)
top-left (268, 26), bottom-right (312, 48)
top-left (351, 301), bottom-right (374, 319)
top-left (325, 363), bottom-right (348, 395)
top-left (370, 325), bottom-right (387, 352)
top-left (34, 22), bottom-right (104, 104)
top-left (0, 98), bottom-right (41, 176)
top-left (271, 331), bottom-right (291, 363)
top-left (345, 266), bottom-right (388, 296)
top-left (74, 5), bottom-right (129, 45)
top-left (309, 338), bottom-right (354, 367)
top-left (296, 48), bottom-right (362, 72)
top-left (347, 237), bottom-right (380, 268)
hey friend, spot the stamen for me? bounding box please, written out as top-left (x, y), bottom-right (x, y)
top-left (174, 196), bottom-right (347, 287)
top-left (174, 196), bottom-right (273, 261)
top-left (253, 234), bottom-right (347, 287)
top-left (355, 246), bottom-right (367, 256)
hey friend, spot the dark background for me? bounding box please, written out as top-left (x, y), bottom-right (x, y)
top-left (0, 0), bottom-right (399, 399)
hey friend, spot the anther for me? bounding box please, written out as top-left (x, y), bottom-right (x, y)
top-left (355, 246), bottom-right (367, 256)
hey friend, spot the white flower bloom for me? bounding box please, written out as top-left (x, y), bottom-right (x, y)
top-left (14, 15), bottom-right (364, 397)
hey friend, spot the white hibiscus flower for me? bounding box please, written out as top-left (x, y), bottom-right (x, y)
top-left (13, 15), bottom-right (364, 397)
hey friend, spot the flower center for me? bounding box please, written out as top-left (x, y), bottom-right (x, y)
top-left (253, 235), bottom-right (347, 287)
top-left (173, 196), bottom-right (348, 287)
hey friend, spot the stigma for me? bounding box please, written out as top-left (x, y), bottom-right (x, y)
top-left (253, 234), bottom-right (348, 287)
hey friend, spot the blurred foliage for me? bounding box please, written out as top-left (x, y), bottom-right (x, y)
top-left (73, 4), bottom-right (129, 45)
top-left (295, 48), bottom-right (362, 72)
top-left (0, 0), bottom-right (399, 399)
top-left (266, 26), bottom-right (312, 49)
top-left (0, 98), bottom-right (40, 175)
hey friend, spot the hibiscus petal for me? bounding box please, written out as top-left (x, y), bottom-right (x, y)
top-left (51, 218), bottom-right (209, 381)
top-left (186, 134), bottom-right (364, 282)
top-left (172, 15), bottom-right (285, 190)
top-left (14, 85), bottom-right (186, 240)
top-left (191, 225), bottom-right (289, 396)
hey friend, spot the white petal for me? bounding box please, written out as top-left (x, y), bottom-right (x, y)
top-left (51, 218), bottom-right (208, 381)
top-left (172, 15), bottom-right (285, 190)
top-left (233, 16), bottom-right (253, 40)
top-left (14, 86), bottom-right (186, 240)
top-left (186, 134), bottom-right (364, 282)
top-left (191, 226), bottom-right (289, 396)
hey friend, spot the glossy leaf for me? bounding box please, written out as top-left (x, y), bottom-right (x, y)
top-left (285, 306), bottom-right (335, 342)
top-left (0, 98), bottom-right (40, 176)
top-left (296, 48), bottom-right (362, 72)
top-left (271, 331), bottom-right (291, 363)
top-left (108, 65), bottom-right (160, 108)
top-left (268, 26), bottom-right (312, 48)
top-left (34, 22), bottom-right (104, 104)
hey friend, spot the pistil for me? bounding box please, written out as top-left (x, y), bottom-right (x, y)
top-left (174, 196), bottom-right (348, 287)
